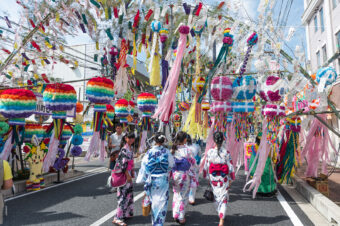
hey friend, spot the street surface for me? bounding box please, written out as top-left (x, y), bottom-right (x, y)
top-left (4, 159), bottom-right (317, 226)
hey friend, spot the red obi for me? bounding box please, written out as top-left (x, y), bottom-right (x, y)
top-left (209, 163), bottom-right (229, 176)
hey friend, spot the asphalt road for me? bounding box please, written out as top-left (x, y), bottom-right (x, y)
top-left (4, 159), bottom-right (314, 226)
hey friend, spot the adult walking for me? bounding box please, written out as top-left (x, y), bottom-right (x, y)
top-left (112, 132), bottom-right (135, 226)
top-left (203, 132), bottom-right (235, 226)
top-left (186, 135), bottom-right (201, 205)
top-left (171, 131), bottom-right (197, 224)
top-left (137, 132), bottom-right (175, 226)
top-left (1, 160), bottom-right (13, 224)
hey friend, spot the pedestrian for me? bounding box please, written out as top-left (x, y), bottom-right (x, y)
top-left (203, 132), bottom-right (235, 226)
top-left (137, 132), bottom-right (175, 226)
top-left (186, 135), bottom-right (201, 205)
top-left (108, 124), bottom-right (124, 193)
top-left (112, 132), bottom-right (135, 226)
top-left (0, 160), bottom-right (13, 224)
top-left (171, 131), bottom-right (197, 225)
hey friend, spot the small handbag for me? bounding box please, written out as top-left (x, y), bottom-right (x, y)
top-left (142, 195), bottom-right (151, 216)
top-left (203, 187), bottom-right (214, 202)
top-left (111, 169), bottom-right (127, 188)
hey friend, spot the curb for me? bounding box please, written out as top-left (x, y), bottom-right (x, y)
top-left (293, 176), bottom-right (340, 225)
top-left (4, 170), bottom-right (85, 199)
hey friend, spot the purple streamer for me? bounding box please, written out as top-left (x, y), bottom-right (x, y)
top-left (79, 23), bottom-right (86, 33)
top-left (161, 59), bottom-right (169, 88)
top-left (22, 53), bottom-right (30, 60)
top-left (4, 16), bottom-right (11, 28)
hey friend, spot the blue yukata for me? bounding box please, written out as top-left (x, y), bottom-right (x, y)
top-left (138, 145), bottom-right (175, 226)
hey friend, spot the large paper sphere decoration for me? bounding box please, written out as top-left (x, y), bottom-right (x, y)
top-left (178, 101), bottom-right (190, 111)
top-left (137, 93), bottom-right (157, 117)
top-left (43, 83), bottom-right (77, 112)
top-left (262, 104), bottom-right (286, 117)
top-left (24, 123), bottom-right (44, 143)
top-left (259, 76), bottom-right (286, 102)
top-left (106, 104), bottom-right (115, 120)
top-left (192, 76), bottom-right (205, 93)
top-left (0, 89), bottom-right (37, 125)
top-left (115, 99), bottom-right (129, 118)
top-left (316, 67), bottom-right (337, 88)
top-left (86, 77), bottom-right (114, 104)
top-left (201, 101), bottom-right (210, 111)
top-left (151, 20), bottom-right (162, 32)
top-left (232, 75), bottom-right (257, 100)
top-left (76, 102), bottom-right (83, 113)
top-left (232, 101), bottom-right (255, 113)
top-left (211, 76), bottom-right (233, 101)
top-left (210, 101), bottom-right (232, 113)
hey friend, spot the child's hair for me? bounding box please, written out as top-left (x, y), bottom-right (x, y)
top-left (119, 132), bottom-right (135, 150)
top-left (171, 131), bottom-right (188, 154)
top-left (154, 132), bottom-right (166, 145)
top-left (213, 132), bottom-right (224, 156)
top-left (186, 134), bottom-right (192, 146)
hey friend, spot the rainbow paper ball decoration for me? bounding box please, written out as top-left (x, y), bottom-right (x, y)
top-left (192, 76), bottom-right (205, 93)
top-left (86, 77), bottom-right (114, 104)
top-left (259, 76), bottom-right (286, 102)
top-left (316, 67), bottom-right (338, 88)
top-left (223, 28), bottom-right (234, 46)
top-left (43, 83), bottom-right (77, 112)
top-left (24, 123), bottom-right (45, 143)
top-left (160, 28), bottom-right (169, 43)
top-left (201, 101), bottom-right (210, 111)
top-left (262, 104), bottom-right (286, 117)
top-left (211, 76), bottom-right (233, 101)
top-left (232, 101), bottom-right (255, 113)
top-left (0, 89), bottom-right (37, 123)
top-left (115, 99), bottom-right (129, 118)
top-left (137, 93), bottom-right (157, 117)
top-left (178, 101), bottom-right (190, 111)
top-left (106, 104), bottom-right (115, 120)
top-left (60, 125), bottom-right (73, 145)
top-left (232, 75), bottom-right (257, 100)
top-left (210, 101), bottom-right (232, 113)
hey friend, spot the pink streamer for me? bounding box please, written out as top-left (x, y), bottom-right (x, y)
top-left (1, 131), bottom-right (13, 160)
top-left (153, 26), bottom-right (189, 122)
top-left (199, 117), bottom-right (216, 174)
top-left (99, 139), bottom-right (105, 162)
top-left (243, 119), bottom-right (270, 198)
top-left (138, 130), bottom-right (147, 154)
top-left (85, 131), bottom-right (100, 161)
top-left (43, 131), bottom-right (60, 172)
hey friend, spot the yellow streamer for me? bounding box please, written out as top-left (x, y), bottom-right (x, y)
top-left (183, 97), bottom-right (203, 139)
top-left (149, 38), bottom-right (161, 86)
top-left (195, 35), bottom-right (200, 76)
top-left (45, 41), bottom-right (53, 49)
top-left (56, 12), bottom-right (60, 22)
top-left (33, 74), bottom-right (39, 80)
top-left (96, 41), bottom-right (99, 50)
top-left (132, 34), bottom-right (137, 75)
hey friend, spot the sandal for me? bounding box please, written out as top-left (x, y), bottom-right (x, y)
top-left (112, 219), bottom-right (127, 226)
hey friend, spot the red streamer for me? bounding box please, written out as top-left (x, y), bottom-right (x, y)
top-left (144, 9), bottom-right (153, 21)
top-left (31, 41), bottom-right (41, 52)
top-left (195, 2), bottom-right (203, 16)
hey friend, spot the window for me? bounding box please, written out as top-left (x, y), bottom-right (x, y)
top-left (336, 31), bottom-right (340, 50)
top-left (316, 51), bottom-right (321, 67)
top-left (314, 15), bottom-right (318, 32)
top-left (320, 8), bottom-right (325, 32)
top-left (332, 0), bottom-right (337, 9)
top-left (322, 45), bottom-right (327, 63)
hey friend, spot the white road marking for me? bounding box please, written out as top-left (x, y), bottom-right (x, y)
top-left (89, 191), bottom-right (145, 226)
top-left (277, 191), bottom-right (304, 226)
top-left (5, 168), bottom-right (108, 202)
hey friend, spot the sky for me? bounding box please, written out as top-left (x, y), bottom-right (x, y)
top-left (0, 0), bottom-right (307, 60)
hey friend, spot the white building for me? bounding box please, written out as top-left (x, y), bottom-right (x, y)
top-left (302, 0), bottom-right (340, 74)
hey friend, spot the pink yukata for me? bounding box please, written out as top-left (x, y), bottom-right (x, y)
top-left (171, 145), bottom-right (197, 221)
top-left (204, 147), bottom-right (235, 220)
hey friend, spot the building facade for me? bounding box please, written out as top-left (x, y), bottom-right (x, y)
top-left (302, 0), bottom-right (340, 74)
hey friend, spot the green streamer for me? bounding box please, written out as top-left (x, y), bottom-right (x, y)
top-left (90, 0), bottom-right (101, 8)
top-left (105, 28), bottom-right (113, 40)
top-left (82, 13), bottom-right (88, 25)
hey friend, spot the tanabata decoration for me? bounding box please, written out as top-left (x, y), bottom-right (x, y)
top-left (76, 102), bottom-right (83, 113)
top-left (172, 111), bottom-right (182, 131)
top-left (0, 89), bottom-right (37, 160)
top-left (23, 135), bottom-right (48, 191)
top-left (245, 75), bottom-right (287, 198)
top-left (53, 148), bottom-right (70, 173)
top-left (149, 20), bottom-right (162, 86)
top-left (127, 101), bottom-right (136, 122)
top-left (277, 117), bottom-right (301, 184)
top-left (71, 124), bottom-right (83, 157)
top-left (316, 67), bottom-right (337, 92)
top-left (115, 99), bottom-right (129, 125)
top-left (42, 83), bottom-right (76, 172)
top-left (301, 114), bottom-right (337, 177)
top-left (60, 124), bottom-right (73, 146)
top-left (106, 104), bottom-right (115, 121)
top-left (201, 101), bottom-right (210, 129)
top-left (85, 77), bottom-right (114, 162)
top-left (137, 93), bottom-right (157, 153)
top-left (153, 25), bottom-right (190, 122)
top-left (114, 39), bottom-right (129, 95)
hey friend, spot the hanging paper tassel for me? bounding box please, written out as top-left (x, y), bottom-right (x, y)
top-left (149, 21), bottom-right (162, 86)
top-left (85, 132), bottom-right (100, 161)
top-left (0, 130), bottom-right (13, 160)
top-left (184, 99), bottom-right (201, 139)
top-left (42, 130), bottom-right (60, 172)
top-left (138, 130), bottom-right (148, 154)
top-left (114, 39), bottom-right (128, 95)
top-left (200, 116), bottom-right (216, 174)
top-left (153, 25), bottom-right (190, 122)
